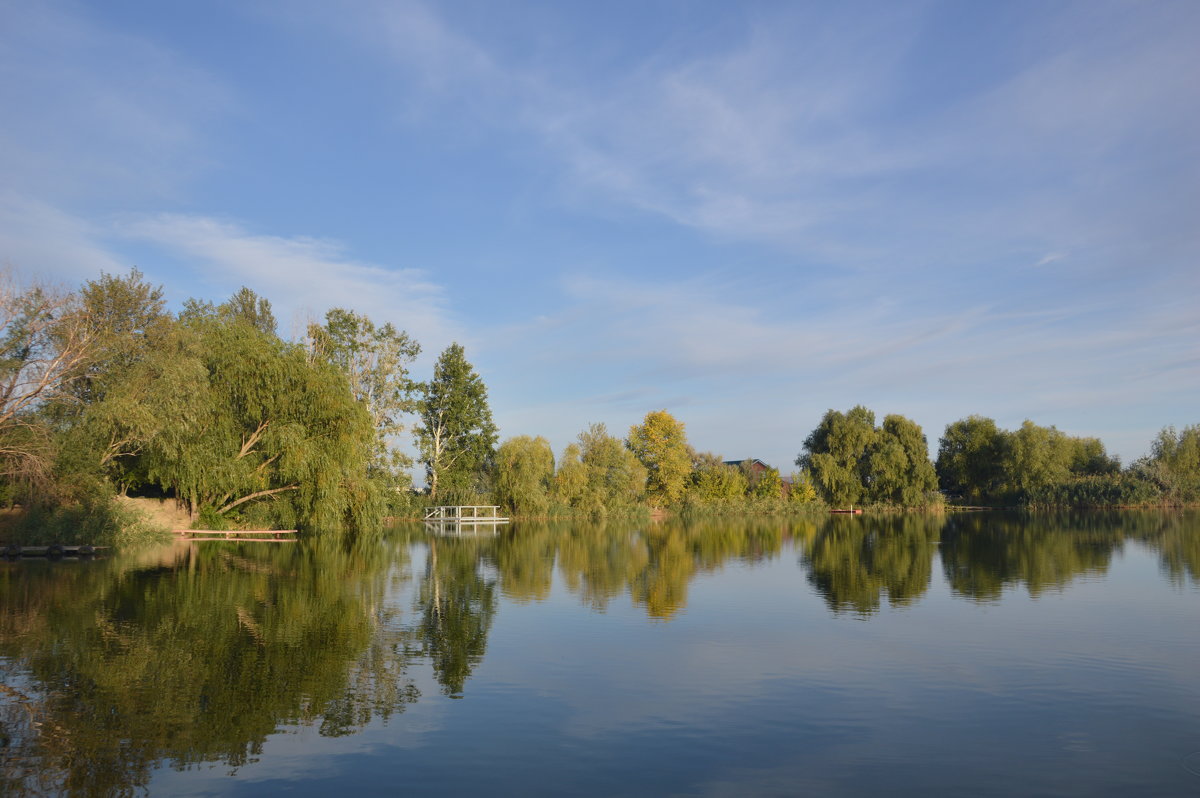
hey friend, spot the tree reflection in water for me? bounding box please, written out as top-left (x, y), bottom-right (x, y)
top-left (1, 511), bottom-right (1197, 796)
top-left (0, 535), bottom-right (419, 796)
top-left (802, 514), bottom-right (941, 616)
top-left (415, 535), bottom-right (497, 697)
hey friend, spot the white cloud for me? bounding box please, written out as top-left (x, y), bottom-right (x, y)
top-left (485, 266), bottom-right (1199, 467)
top-left (117, 214), bottom-right (461, 353)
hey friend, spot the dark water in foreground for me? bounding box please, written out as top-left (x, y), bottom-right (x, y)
top-left (2, 511), bottom-right (1199, 797)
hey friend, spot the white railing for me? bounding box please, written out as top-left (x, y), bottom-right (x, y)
top-left (423, 505), bottom-right (508, 522)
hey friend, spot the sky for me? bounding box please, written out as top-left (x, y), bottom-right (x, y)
top-left (2, 0), bottom-right (1197, 471)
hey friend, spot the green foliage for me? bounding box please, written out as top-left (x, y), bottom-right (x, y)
top-left (71, 268), bottom-right (169, 406)
top-left (1005, 420), bottom-right (1074, 498)
top-left (414, 343), bottom-right (498, 503)
top-left (936, 416), bottom-right (1007, 502)
top-left (750, 464), bottom-right (784, 499)
top-left (493, 435), bottom-right (555, 516)
top-left (800, 407), bottom-right (935, 508)
top-left (688, 453), bottom-right (748, 504)
top-left (9, 488), bottom-right (172, 547)
top-left (550, 424), bottom-right (646, 517)
top-left (580, 423), bottom-right (647, 515)
top-left (798, 406), bottom-right (877, 507)
top-left (308, 308), bottom-right (420, 486)
top-left (220, 286), bottom-right (277, 337)
top-left (95, 308), bottom-right (383, 531)
top-left (1023, 472), bottom-right (1162, 508)
top-left (788, 471), bottom-right (819, 504)
top-left (551, 442), bottom-right (588, 507)
top-left (867, 415), bottom-right (938, 506)
top-left (1145, 425), bottom-right (1200, 502)
top-left (626, 410), bottom-right (692, 506)
top-left (937, 416), bottom-right (1131, 506)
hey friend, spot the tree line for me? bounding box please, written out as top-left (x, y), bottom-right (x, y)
top-left (0, 270), bottom-right (496, 534)
top-left (2, 270), bottom-right (1196, 538)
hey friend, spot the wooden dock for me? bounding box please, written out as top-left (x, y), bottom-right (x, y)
top-left (177, 529), bottom-right (297, 542)
top-left (3, 544), bottom-right (106, 558)
top-left (423, 506), bottom-right (509, 535)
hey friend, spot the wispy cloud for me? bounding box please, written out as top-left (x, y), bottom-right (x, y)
top-left (0, 192), bottom-right (126, 281)
top-left (118, 214), bottom-right (460, 351)
top-left (299, 0), bottom-right (1198, 283)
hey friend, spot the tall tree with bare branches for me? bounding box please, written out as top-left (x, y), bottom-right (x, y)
top-left (0, 273), bottom-right (96, 490)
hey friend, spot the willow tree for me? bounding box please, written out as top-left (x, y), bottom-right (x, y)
top-left (579, 423), bottom-right (646, 514)
top-left (867, 414), bottom-right (938, 505)
top-left (414, 343), bottom-right (497, 502)
top-left (493, 435), bottom-right (554, 516)
top-left (627, 410), bottom-right (691, 505)
top-left (936, 415), bottom-right (1008, 502)
top-left (101, 304), bottom-right (382, 530)
top-left (798, 406), bottom-right (877, 507)
top-left (551, 424), bottom-right (646, 516)
top-left (48, 269), bottom-right (176, 495)
top-left (551, 443), bottom-right (588, 507)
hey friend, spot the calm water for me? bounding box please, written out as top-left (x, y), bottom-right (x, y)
top-left (2, 512), bottom-right (1199, 797)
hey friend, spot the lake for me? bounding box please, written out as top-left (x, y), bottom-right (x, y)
top-left (2, 511), bottom-right (1198, 796)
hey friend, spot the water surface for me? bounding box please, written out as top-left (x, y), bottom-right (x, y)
top-left (2, 511), bottom-right (1198, 796)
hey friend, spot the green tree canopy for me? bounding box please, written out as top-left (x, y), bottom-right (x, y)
top-left (570, 423), bottom-right (646, 516)
top-left (493, 435), bottom-right (555, 516)
top-left (414, 343), bottom-right (497, 502)
top-left (71, 268), bottom-right (169, 406)
top-left (88, 306), bottom-right (382, 530)
top-left (937, 416), bottom-right (1126, 505)
top-left (688, 452), bottom-right (748, 504)
top-left (867, 414), bottom-right (938, 505)
top-left (220, 286), bottom-right (277, 337)
top-left (798, 406), bottom-right (877, 507)
top-left (308, 308), bottom-right (420, 485)
top-left (551, 442), bottom-right (588, 507)
top-left (1146, 425), bottom-right (1200, 502)
top-left (627, 410), bottom-right (691, 506)
top-left (749, 464), bottom-right (784, 499)
top-left (935, 415), bottom-right (1008, 502)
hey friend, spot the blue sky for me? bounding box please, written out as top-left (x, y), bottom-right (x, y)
top-left (2, 0), bottom-right (1197, 471)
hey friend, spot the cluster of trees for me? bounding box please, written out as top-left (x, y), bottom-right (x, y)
top-left (794, 405), bottom-right (1200, 510)
top-left (2, 269), bottom-right (806, 534)
top-left (935, 416), bottom-right (1198, 506)
top-left (4, 268), bottom-right (1197, 534)
top-left (797, 406), bottom-right (939, 508)
top-left (489, 412), bottom-right (815, 519)
top-left (0, 270), bottom-right (500, 534)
